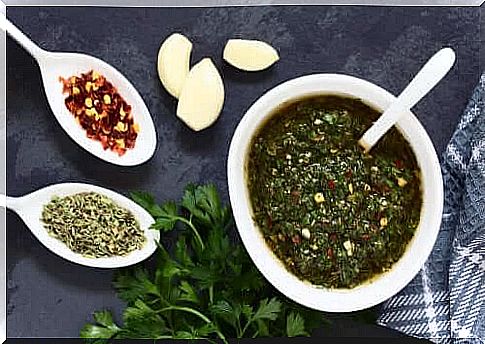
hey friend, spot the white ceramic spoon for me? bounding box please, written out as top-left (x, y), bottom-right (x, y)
top-left (1, 13), bottom-right (157, 166)
top-left (359, 47), bottom-right (456, 152)
top-left (4, 183), bottom-right (160, 268)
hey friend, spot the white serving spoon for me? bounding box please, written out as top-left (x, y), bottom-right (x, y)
top-left (4, 183), bottom-right (160, 268)
top-left (1, 13), bottom-right (157, 166)
top-left (359, 47), bottom-right (456, 152)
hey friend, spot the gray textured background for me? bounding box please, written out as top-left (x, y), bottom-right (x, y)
top-left (5, 5), bottom-right (481, 337)
top-left (481, 4), bottom-right (484, 72)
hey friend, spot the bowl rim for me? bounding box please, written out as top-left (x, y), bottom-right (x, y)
top-left (227, 73), bottom-right (444, 312)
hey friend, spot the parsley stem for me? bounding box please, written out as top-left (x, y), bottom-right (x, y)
top-left (178, 217), bottom-right (205, 251)
top-left (240, 319), bottom-right (254, 338)
top-left (157, 306), bottom-right (226, 344)
top-left (209, 285), bottom-right (214, 304)
top-left (236, 318), bottom-right (243, 338)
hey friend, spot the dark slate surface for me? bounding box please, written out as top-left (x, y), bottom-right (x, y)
top-left (6, 6), bottom-right (480, 338)
top-left (481, 4), bottom-right (485, 72)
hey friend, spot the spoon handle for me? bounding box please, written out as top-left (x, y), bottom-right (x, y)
top-left (359, 47), bottom-right (456, 152)
top-left (1, 195), bottom-right (22, 212)
top-left (0, 12), bottom-right (46, 60)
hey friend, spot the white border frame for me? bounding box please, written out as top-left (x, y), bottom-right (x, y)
top-left (2, 0), bottom-right (485, 6)
top-left (1, 1), bottom-right (482, 342)
top-left (1, 2), bottom-right (6, 343)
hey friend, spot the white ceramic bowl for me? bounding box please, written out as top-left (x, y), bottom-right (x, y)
top-left (227, 74), bottom-right (443, 312)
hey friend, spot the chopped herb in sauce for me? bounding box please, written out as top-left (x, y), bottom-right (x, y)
top-left (247, 96), bottom-right (422, 289)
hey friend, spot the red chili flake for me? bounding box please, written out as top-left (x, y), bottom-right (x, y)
top-left (362, 234), bottom-right (370, 241)
top-left (266, 214), bottom-right (273, 230)
top-left (291, 190), bottom-right (300, 204)
top-left (394, 159), bottom-right (404, 169)
top-left (291, 235), bottom-right (301, 244)
top-left (329, 233), bottom-right (338, 242)
top-left (344, 169), bottom-right (353, 180)
top-left (328, 179), bottom-right (336, 190)
top-left (59, 70), bottom-right (139, 156)
top-left (327, 248), bottom-right (334, 258)
top-left (376, 183), bottom-right (390, 194)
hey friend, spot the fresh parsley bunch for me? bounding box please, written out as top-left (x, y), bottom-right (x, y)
top-left (80, 184), bottom-right (323, 341)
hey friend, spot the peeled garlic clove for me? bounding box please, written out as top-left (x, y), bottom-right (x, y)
top-left (176, 58), bottom-right (225, 131)
top-left (157, 33), bottom-right (193, 98)
top-left (223, 39), bottom-right (279, 71)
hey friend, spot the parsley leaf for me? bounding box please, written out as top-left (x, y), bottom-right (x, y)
top-left (131, 192), bottom-right (179, 232)
top-left (79, 324), bottom-right (117, 340)
top-left (149, 201), bottom-right (179, 232)
top-left (182, 184), bottom-right (230, 230)
top-left (122, 300), bottom-right (167, 338)
top-left (174, 237), bottom-right (194, 268)
top-left (256, 319), bottom-right (270, 337)
top-left (210, 300), bottom-right (238, 330)
top-left (81, 184), bottom-right (323, 341)
top-left (113, 268), bottom-right (159, 303)
top-left (252, 298), bottom-right (282, 321)
top-left (93, 310), bottom-right (116, 328)
top-left (196, 323), bottom-right (219, 337)
top-left (173, 330), bottom-right (195, 339)
top-left (286, 312), bottom-right (308, 337)
top-left (178, 280), bottom-right (199, 304)
top-left (80, 310), bottom-right (120, 339)
top-left (130, 191), bottom-right (164, 218)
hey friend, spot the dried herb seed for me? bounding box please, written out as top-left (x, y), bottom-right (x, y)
top-left (41, 192), bottom-right (146, 258)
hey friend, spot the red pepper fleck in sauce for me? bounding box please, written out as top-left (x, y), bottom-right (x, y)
top-left (344, 169), bottom-right (353, 180)
top-left (329, 233), bottom-right (338, 242)
top-left (266, 214), bottom-right (273, 230)
top-left (291, 190), bottom-right (301, 204)
top-left (59, 70), bottom-right (139, 156)
top-left (394, 159), bottom-right (404, 169)
top-left (327, 179), bottom-right (336, 190)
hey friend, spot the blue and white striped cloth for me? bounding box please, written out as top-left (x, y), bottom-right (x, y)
top-left (378, 73), bottom-right (485, 343)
